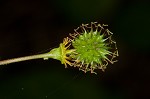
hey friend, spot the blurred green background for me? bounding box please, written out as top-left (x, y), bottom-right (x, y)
top-left (0, 0), bottom-right (150, 99)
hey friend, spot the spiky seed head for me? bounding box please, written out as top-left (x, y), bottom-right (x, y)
top-left (68, 22), bottom-right (118, 74)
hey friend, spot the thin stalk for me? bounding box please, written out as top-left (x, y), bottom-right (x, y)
top-left (0, 53), bottom-right (53, 65)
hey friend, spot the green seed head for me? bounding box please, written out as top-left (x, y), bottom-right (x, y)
top-left (69, 22), bottom-right (118, 74)
top-left (72, 31), bottom-right (107, 64)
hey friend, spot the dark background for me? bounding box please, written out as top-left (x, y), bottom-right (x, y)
top-left (0, 0), bottom-right (150, 99)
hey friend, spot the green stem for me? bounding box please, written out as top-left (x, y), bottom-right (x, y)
top-left (0, 53), bottom-right (54, 65)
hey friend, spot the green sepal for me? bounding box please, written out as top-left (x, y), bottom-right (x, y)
top-left (47, 47), bottom-right (61, 61)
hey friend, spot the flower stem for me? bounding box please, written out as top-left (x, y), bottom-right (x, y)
top-left (0, 53), bottom-right (54, 65)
